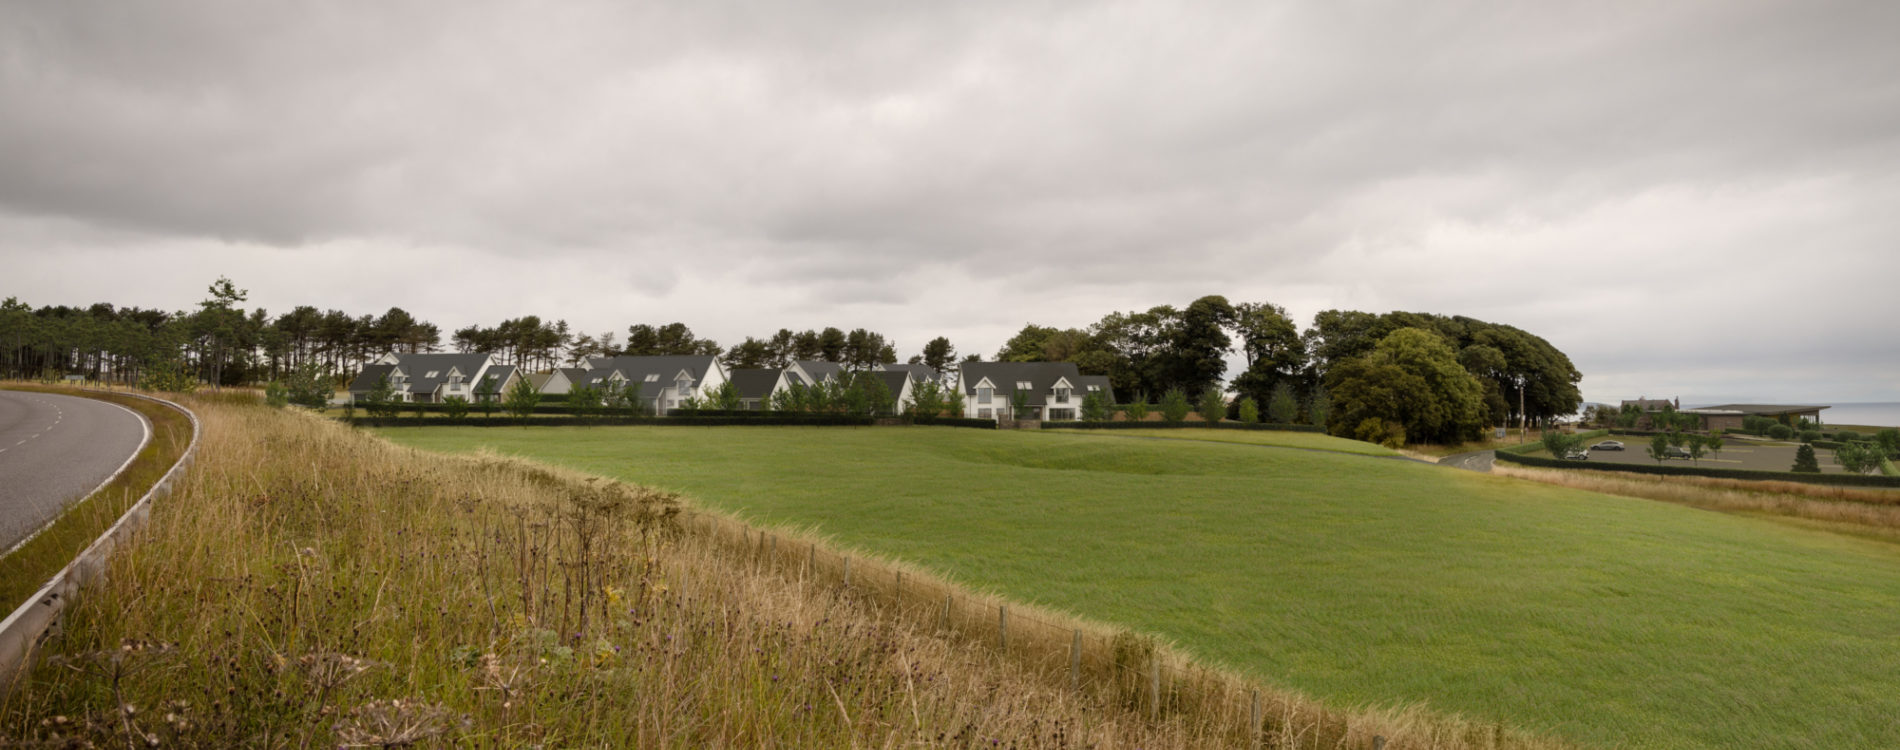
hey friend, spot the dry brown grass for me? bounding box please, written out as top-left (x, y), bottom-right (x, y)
top-left (2, 397), bottom-right (1570, 749)
top-left (1493, 463), bottom-right (1900, 531)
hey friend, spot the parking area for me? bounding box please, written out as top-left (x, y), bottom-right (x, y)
top-left (1574, 438), bottom-right (1853, 474)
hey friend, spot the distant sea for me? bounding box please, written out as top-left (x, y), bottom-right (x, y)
top-left (1819, 402), bottom-right (1900, 429)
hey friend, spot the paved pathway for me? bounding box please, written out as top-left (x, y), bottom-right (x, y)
top-left (0, 390), bottom-right (148, 554)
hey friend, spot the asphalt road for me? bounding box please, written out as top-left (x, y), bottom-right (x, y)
top-left (0, 390), bottom-right (149, 554)
top-left (1440, 449), bottom-right (1495, 472)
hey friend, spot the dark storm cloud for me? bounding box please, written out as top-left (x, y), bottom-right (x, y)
top-left (2, 1), bottom-right (1897, 400)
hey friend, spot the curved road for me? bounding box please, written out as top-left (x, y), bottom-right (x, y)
top-left (0, 390), bottom-right (149, 554)
top-left (1439, 449), bottom-right (1496, 472)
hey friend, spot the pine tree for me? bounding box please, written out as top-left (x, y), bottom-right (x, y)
top-left (1792, 443), bottom-right (1821, 473)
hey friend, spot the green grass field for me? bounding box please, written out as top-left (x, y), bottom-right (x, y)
top-left (377, 424), bottom-right (1900, 748)
top-left (1041, 427), bottom-right (1403, 456)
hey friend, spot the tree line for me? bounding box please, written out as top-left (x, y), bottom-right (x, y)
top-left (991, 295), bottom-right (1581, 445)
top-left (0, 278), bottom-right (968, 388)
top-left (4, 281), bottom-right (1582, 447)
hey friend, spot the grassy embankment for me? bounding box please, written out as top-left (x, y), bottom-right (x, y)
top-left (0, 384), bottom-right (194, 613)
top-left (3, 399), bottom-right (1537, 748)
top-left (380, 424), bottom-right (1900, 749)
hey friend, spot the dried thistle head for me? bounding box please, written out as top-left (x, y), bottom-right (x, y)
top-left (333, 698), bottom-right (468, 748)
top-left (296, 652), bottom-right (379, 690)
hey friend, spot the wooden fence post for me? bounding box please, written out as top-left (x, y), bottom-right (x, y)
top-left (998, 605), bottom-right (1008, 650)
top-left (809, 542), bottom-right (816, 575)
top-left (1250, 689), bottom-right (1260, 750)
top-left (1070, 630), bottom-right (1082, 692)
top-left (943, 593), bottom-right (952, 631)
top-left (842, 557), bottom-right (851, 587)
top-left (1149, 659), bottom-right (1160, 721)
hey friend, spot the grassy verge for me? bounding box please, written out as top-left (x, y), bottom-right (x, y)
top-left (1040, 427), bottom-right (1400, 456)
top-left (0, 384), bottom-right (193, 613)
top-left (1492, 463), bottom-right (1900, 527)
top-left (1, 399), bottom-right (1553, 748)
top-left (377, 424), bottom-right (1900, 749)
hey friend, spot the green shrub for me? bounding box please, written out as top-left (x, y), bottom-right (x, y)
top-left (1159, 388), bottom-right (1190, 423)
top-left (1834, 441), bottom-right (1885, 474)
top-left (1122, 396), bottom-right (1149, 422)
top-left (1767, 424), bottom-right (1794, 440)
top-left (1834, 430), bottom-right (1862, 443)
top-left (264, 380), bottom-right (289, 408)
top-left (1799, 429), bottom-right (1822, 444)
top-left (1197, 387), bottom-right (1225, 425)
top-left (441, 395), bottom-right (471, 419)
top-left (1237, 397), bottom-right (1260, 425)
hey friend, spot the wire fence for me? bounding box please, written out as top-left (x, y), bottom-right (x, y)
top-left (666, 509), bottom-right (1407, 750)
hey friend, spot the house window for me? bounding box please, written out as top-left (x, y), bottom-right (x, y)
top-left (977, 386), bottom-right (992, 404)
top-left (978, 408), bottom-right (993, 419)
top-left (1052, 387), bottom-right (1071, 404)
top-left (391, 374), bottom-right (406, 383)
top-left (644, 373), bottom-right (660, 382)
top-left (449, 374), bottom-right (463, 385)
top-left (677, 378), bottom-right (694, 397)
top-left (1049, 408), bottom-right (1076, 421)
top-left (425, 370), bottom-right (440, 378)
top-left (1087, 385), bottom-right (1101, 393)
top-left (1016, 381), bottom-right (1032, 390)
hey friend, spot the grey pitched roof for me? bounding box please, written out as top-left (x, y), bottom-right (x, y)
top-left (526, 371), bottom-right (557, 391)
top-left (561, 367), bottom-right (612, 388)
top-left (349, 364), bottom-right (397, 393)
top-left (959, 361), bottom-right (1084, 407)
top-left (870, 370), bottom-right (912, 399)
top-left (586, 355), bottom-right (719, 390)
top-left (794, 360), bottom-right (845, 385)
top-left (1076, 375), bottom-right (1116, 403)
top-left (879, 363), bottom-right (940, 383)
top-left (476, 365), bottom-right (517, 393)
top-left (390, 352), bottom-right (494, 396)
top-left (729, 369), bottom-right (785, 400)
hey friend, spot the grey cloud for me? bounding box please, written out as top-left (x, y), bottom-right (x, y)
top-left (2, 1), bottom-right (1898, 400)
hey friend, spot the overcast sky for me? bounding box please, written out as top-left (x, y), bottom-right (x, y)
top-left (3, 1), bottom-right (1896, 404)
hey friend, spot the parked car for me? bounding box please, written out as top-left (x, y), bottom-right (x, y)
top-left (1590, 440), bottom-right (1624, 451)
top-left (1562, 447), bottom-right (1590, 460)
top-left (1663, 445), bottom-right (1692, 459)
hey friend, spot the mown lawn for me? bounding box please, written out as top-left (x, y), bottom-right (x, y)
top-left (378, 424), bottom-right (1900, 749)
top-left (1040, 427), bottom-right (1402, 456)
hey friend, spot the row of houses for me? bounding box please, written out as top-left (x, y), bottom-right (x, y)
top-left (345, 352), bottom-right (1118, 421)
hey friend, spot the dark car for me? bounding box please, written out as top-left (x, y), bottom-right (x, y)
top-left (1663, 445), bottom-right (1692, 459)
top-left (1590, 440), bottom-right (1624, 451)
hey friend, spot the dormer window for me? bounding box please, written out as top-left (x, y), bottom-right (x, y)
top-left (977, 386), bottom-right (993, 404)
top-left (677, 378), bottom-right (694, 396)
top-left (1052, 386), bottom-right (1071, 404)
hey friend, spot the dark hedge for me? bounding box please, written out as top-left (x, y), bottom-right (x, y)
top-left (1041, 421), bottom-right (1324, 433)
top-left (1493, 450), bottom-right (1900, 488)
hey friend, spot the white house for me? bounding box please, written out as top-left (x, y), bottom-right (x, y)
top-left (349, 352), bottom-right (509, 404)
top-left (958, 361), bottom-right (1087, 421)
top-left (729, 368), bottom-right (790, 410)
top-left (584, 355), bottom-right (729, 414)
top-left (870, 370), bottom-right (916, 414)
